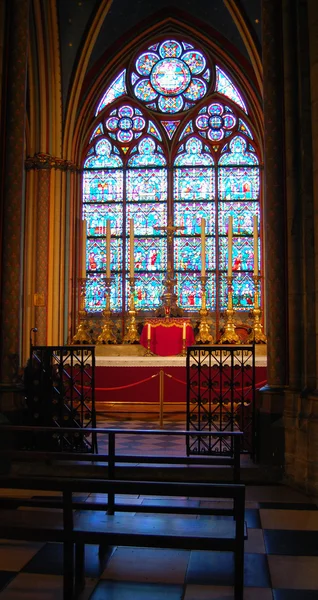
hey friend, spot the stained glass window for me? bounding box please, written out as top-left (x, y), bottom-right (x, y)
top-left (83, 37), bottom-right (261, 318)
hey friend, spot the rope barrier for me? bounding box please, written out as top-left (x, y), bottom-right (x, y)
top-left (164, 372), bottom-right (186, 385)
top-left (94, 372), bottom-right (159, 392)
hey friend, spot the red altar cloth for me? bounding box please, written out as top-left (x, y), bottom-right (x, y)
top-left (140, 318), bottom-right (195, 356)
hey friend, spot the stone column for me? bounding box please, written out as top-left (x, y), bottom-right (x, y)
top-left (258, 0), bottom-right (287, 464)
top-left (0, 0), bottom-right (30, 383)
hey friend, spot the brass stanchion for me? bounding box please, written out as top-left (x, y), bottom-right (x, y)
top-left (246, 275), bottom-right (267, 343)
top-left (96, 277), bottom-right (117, 344)
top-left (159, 369), bottom-right (164, 428)
top-left (72, 278), bottom-right (92, 344)
top-left (195, 276), bottom-right (213, 343)
top-left (219, 275), bottom-right (240, 344)
top-left (123, 277), bottom-right (140, 344)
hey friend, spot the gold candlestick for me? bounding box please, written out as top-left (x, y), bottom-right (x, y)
top-left (195, 276), bottom-right (213, 344)
top-left (123, 277), bottom-right (140, 344)
top-left (72, 278), bottom-right (92, 344)
top-left (219, 276), bottom-right (240, 344)
top-left (96, 277), bottom-right (117, 344)
top-left (246, 275), bottom-right (267, 343)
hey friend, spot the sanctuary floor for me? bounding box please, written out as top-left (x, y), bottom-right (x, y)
top-left (0, 413), bottom-right (317, 599)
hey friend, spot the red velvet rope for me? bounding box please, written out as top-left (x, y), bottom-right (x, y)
top-left (94, 372), bottom-right (159, 391)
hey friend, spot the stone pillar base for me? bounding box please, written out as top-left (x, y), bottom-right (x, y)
top-left (257, 385), bottom-right (285, 467)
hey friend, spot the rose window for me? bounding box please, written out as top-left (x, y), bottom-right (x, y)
top-left (105, 105), bottom-right (146, 143)
top-left (132, 39), bottom-right (210, 113)
top-left (196, 103), bottom-right (236, 141)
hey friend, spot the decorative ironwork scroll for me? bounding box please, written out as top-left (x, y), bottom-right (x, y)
top-left (25, 346), bottom-right (97, 452)
top-left (186, 344), bottom-right (255, 456)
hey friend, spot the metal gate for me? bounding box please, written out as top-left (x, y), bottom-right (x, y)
top-left (24, 345), bottom-right (97, 452)
top-left (186, 345), bottom-right (255, 457)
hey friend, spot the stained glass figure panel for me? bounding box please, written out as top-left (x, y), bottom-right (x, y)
top-left (174, 166), bottom-right (214, 201)
top-left (176, 273), bottom-right (216, 311)
top-left (85, 273), bottom-right (122, 312)
top-left (218, 166), bottom-right (259, 200)
top-left (86, 237), bottom-right (122, 274)
top-left (219, 236), bottom-right (260, 273)
top-left (126, 204), bottom-right (166, 236)
top-left (95, 70), bottom-right (127, 115)
top-left (127, 237), bottom-right (166, 272)
top-left (83, 170), bottom-right (123, 203)
top-left (219, 272), bottom-right (255, 311)
top-left (83, 204), bottom-right (123, 236)
top-left (174, 202), bottom-right (215, 235)
top-left (174, 237), bottom-right (215, 271)
top-left (127, 273), bottom-right (164, 310)
top-left (126, 168), bottom-right (167, 202)
top-left (218, 202), bottom-right (259, 236)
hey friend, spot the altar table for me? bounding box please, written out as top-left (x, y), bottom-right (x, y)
top-left (139, 318), bottom-right (195, 356)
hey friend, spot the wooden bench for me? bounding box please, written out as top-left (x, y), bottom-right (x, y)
top-left (0, 475), bottom-right (246, 599)
top-left (1, 425), bottom-right (243, 482)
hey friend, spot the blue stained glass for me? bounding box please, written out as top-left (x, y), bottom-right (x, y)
top-left (126, 204), bottom-right (166, 236)
top-left (174, 202), bottom-right (215, 235)
top-left (95, 70), bottom-right (127, 115)
top-left (215, 66), bottom-right (247, 114)
top-left (183, 78), bottom-right (207, 100)
top-left (174, 237), bottom-right (215, 271)
top-left (83, 204), bottom-right (123, 237)
top-left (158, 95), bottom-right (184, 113)
top-left (87, 237), bottom-right (122, 273)
top-left (182, 51), bottom-right (206, 74)
top-left (83, 170), bottom-right (123, 203)
top-left (219, 236), bottom-right (259, 272)
top-left (159, 40), bottom-right (183, 58)
top-left (134, 79), bottom-right (158, 102)
top-left (147, 120), bottom-right (162, 140)
top-left (127, 168), bottom-right (167, 202)
top-left (161, 120), bottom-right (180, 139)
top-left (219, 202), bottom-right (259, 236)
top-left (179, 121), bottom-right (194, 140)
top-left (176, 273), bottom-right (215, 311)
top-left (136, 52), bottom-right (159, 75)
top-left (219, 166), bottom-right (259, 200)
top-left (220, 273), bottom-right (255, 311)
top-left (131, 72), bottom-right (139, 85)
top-left (128, 138), bottom-right (166, 167)
top-left (238, 118), bottom-right (253, 139)
top-left (89, 123), bottom-right (104, 142)
top-left (129, 237), bottom-right (166, 272)
top-left (85, 273), bottom-right (122, 312)
top-left (175, 137), bottom-right (214, 166)
top-left (84, 139), bottom-right (123, 168)
top-left (128, 273), bottom-right (163, 310)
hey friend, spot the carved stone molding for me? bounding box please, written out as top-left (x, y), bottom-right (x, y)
top-left (25, 153), bottom-right (80, 172)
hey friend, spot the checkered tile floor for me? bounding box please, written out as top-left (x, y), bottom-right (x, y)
top-left (0, 415), bottom-right (317, 599)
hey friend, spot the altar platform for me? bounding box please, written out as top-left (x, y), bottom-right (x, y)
top-left (94, 344), bottom-right (267, 414)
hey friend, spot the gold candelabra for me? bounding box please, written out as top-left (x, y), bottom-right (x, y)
top-left (123, 278), bottom-right (140, 344)
top-left (219, 275), bottom-right (240, 344)
top-left (72, 278), bottom-right (92, 344)
top-left (246, 274), bottom-right (267, 343)
top-left (195, 276), bottom-right (213, 344)
top-left (96, 277), bottom-right (117, 344)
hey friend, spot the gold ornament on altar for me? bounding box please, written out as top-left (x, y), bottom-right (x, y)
top-left (72, 278), bottom-right (92, 344)
top-left (246, 275), bottom-right (267, 343)
top-left (96, 277), bottom-right (117, 344)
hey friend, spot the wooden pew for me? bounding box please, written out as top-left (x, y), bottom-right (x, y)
top-left (0, 475), bottom-right (247, 600)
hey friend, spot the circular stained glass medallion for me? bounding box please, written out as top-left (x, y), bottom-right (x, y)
top-left (151, 58), bottom-right (191, 96)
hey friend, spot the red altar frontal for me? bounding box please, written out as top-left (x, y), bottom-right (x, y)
top-left (94, 356), bottom-right (268, 406)
top-left (139, 318), bottom-right (195, 356)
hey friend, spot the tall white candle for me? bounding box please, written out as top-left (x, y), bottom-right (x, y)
top-left (253, 215), bottom-right (258, 276)
top-left (147, 323), bottom-right (151, 341)
top-left (106, 220), bottom-right (111, 278)
top-left (130, 218), bottom-right (134, 278)
top-left (182, 322), bottom-right (186, 340)
top-left (81, 220), bottom-right (87, 279)
top-left (228, 216), bottom-right (233, 277)
top-left (201, 217), bottom-right (206, 277)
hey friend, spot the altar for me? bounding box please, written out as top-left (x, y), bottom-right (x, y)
top-left (139, 318), bottom-right (195, 356)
